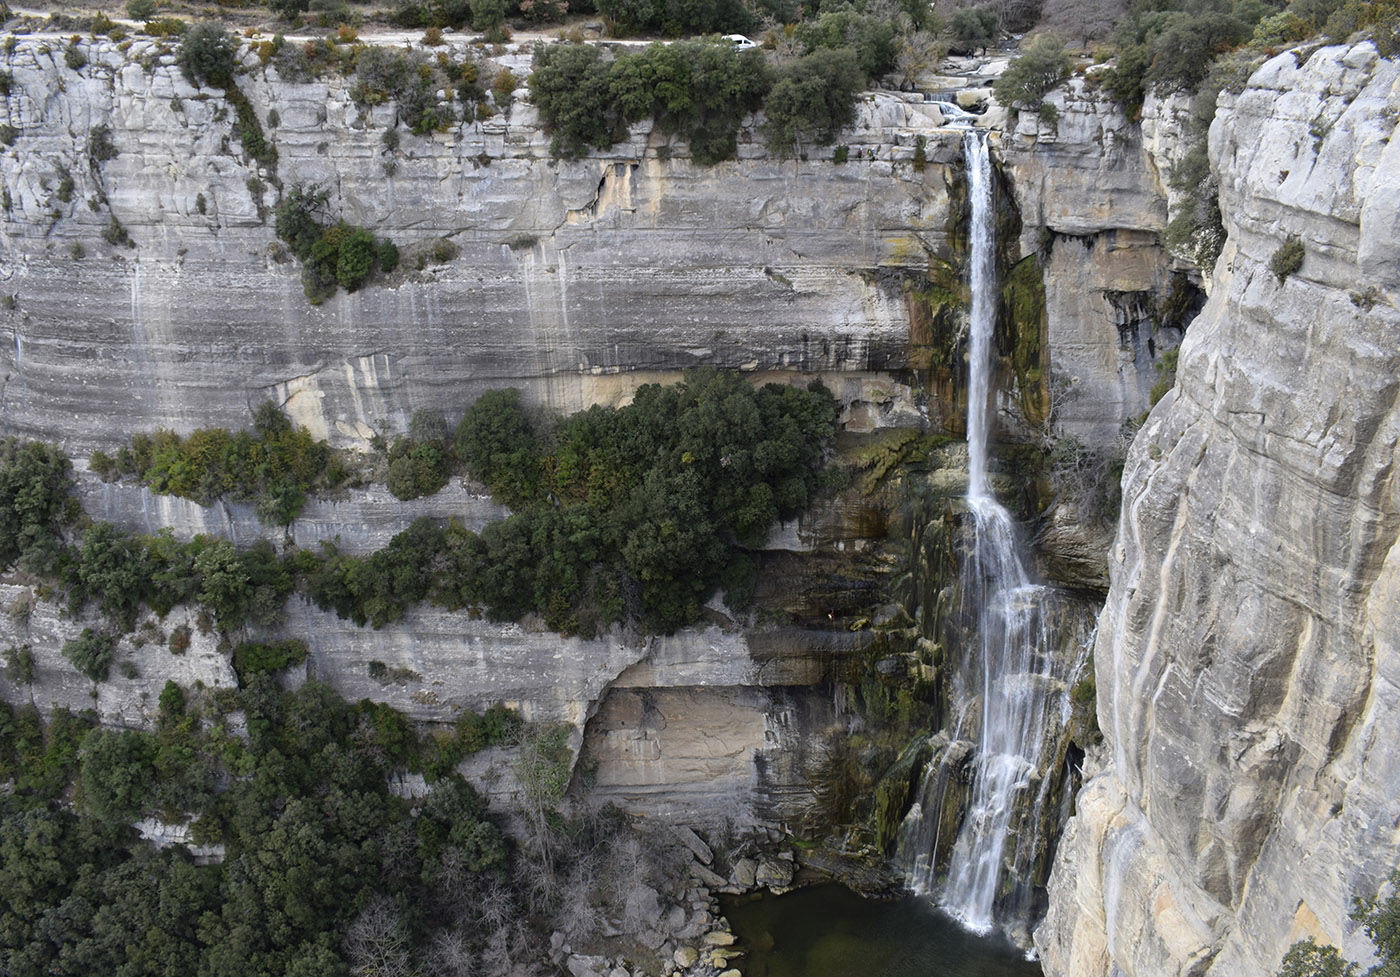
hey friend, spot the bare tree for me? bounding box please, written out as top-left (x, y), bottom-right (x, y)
top-left (344, 895), bottom-right (416, 977)
top-left (423, 928), bottom-right (476, 977)
top-left (1041, 0), bottom-right (1126, 48)
top-left (893, 30), bottom-right (949, 89)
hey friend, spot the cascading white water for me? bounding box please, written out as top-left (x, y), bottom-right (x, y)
top-left (896, 131), bottom-right (1088, 939)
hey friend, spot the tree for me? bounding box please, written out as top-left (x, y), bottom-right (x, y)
top-left (455, 388), bottom-right (540, 505)
top-left (79, 728), bottom-right (158, 821)
top-left (177, 21), bottom-right (237, 88)
top-left (1041, 0), bottom-right (1125, 47)
top-left (527, 42), bottom-right (619, 158)
top-left (62, 628), bottom-right (115, 682)
top-left (761, 47), bottom-right (864, 159)
top-left (72, 521), bottom-right (154, 629)
top-left (470, 0), bottom-right (508, 41)
top-left (796, 9), bottom-right (898, 80)
top-left (0, 439), bottom-right (78, 571)
top-left (949, 5), bottom-right (998, 54)
top-left (991, 33), bottom-right (1071, 109)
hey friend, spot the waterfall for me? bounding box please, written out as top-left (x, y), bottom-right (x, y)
top-left (896, 131), bottom-right (1090, 940)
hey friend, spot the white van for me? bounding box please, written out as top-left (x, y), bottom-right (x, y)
top-left (723, 34), bottom-right (756, 48)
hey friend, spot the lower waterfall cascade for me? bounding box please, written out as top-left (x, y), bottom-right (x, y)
top-left (895, 131), bottom-right (1093, 940)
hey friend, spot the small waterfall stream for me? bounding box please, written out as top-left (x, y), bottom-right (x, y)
top-left (896, 131), bottom-right (1091, 940)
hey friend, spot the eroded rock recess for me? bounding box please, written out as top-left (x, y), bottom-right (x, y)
top-left (1035, 43), bottom-right (1400, 977)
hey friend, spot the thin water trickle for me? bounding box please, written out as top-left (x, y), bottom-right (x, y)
top-left (896, 131), bottom-right (1090, 940)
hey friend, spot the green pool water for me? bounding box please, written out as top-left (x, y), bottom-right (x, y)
top-left (720, 884), bottom-right (1043, 977)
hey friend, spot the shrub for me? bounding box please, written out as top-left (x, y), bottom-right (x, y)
top-left (490, 67), bottom-right (516, 105)
top-left (335, 225), bottom-right (377, 291)
top-left (2, 643), bottom-right (34, 684)
top-left (142, 16), bottom-right (188, 36)
top-left (1269, 235), bottom-right (1305, 283)
top-left (158, 679), bottom-right (185, 717)
top-left (376, 238), bottom-right (400, 274)
top-left (64, 40), bottom-right (87, 70)
top-left (126, 0), bottom-right (157, 18)
top-left (177, 21), bottom-right (237, 87)
top-left (102, 217), bottom-right (131, 246)
top-left (88, 124), bottom-right (119, 163)
top-left (231, 638), bottom-right (308, 683)
top-left (62, 628), bottom-right (115, 682)
top-left (274, 185), bottom-right (395, 302)
top-left (168, 624), bottom-right (191, 654)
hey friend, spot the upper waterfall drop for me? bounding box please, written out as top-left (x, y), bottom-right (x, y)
top-left (963, 130), bottom-right (997, 503)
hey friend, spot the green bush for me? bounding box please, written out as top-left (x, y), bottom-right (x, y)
top-left (126, 0), bottom-right (157, 17)
top-left (177, 21), bottom-right (237, 88)
top-left (274, 185), bottom-right (395, 303)
top-left (1269, 235), bottom-right (1305, 283)
top-left (62, 628), bottom-right (116, 683)
top-left (335, 225), bottom-right (376, 290)
top-left (64, 41), bottom-right (87, 71)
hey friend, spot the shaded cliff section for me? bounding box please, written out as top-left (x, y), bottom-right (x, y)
top-left (1037, 42), bottom-right (1400, 977)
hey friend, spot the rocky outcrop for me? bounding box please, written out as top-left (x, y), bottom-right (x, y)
top-left (1003, 79), bottom-right (1192, 446)
top-left (1037, 42), bottom-right (1400, 977)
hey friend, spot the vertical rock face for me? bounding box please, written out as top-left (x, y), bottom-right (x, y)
top-left (0, 36), bottom-right (961, 451)
top-left (1037, 43), bottom-right (1400, 977)
top-left (1002, 79), bottom-right (1192, 446)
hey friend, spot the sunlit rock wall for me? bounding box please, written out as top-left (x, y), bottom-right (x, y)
top-left (1037, 42), bottom-right (1400, 977)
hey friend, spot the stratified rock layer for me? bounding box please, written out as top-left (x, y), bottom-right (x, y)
top-left (0, 35), bottom-right (962, 451)
top-left (1037, 43), bottom-right (1400, 977)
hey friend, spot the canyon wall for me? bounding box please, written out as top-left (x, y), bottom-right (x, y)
top-left (0, 31), bottom-right (973, 827)
top-left (1036, 42), bottom-right (1400, 977)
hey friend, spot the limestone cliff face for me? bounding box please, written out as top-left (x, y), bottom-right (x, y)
top-left (1037, 42), bottom-right (1400, 977)
top-left (0, 34), bottom-right (965, 450)
top-left (1003, 79), bottom-right (1193, 447)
